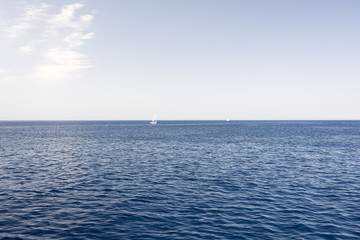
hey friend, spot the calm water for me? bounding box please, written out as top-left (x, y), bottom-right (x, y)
top-left (1, 121), bottom-right (360, 239)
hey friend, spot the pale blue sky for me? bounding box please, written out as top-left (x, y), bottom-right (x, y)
top-left (1, 0), bottom-right (359, 120)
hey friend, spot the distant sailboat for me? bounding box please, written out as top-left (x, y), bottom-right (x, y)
top-left (226, 118), bottom-right (230, 122)
top-left (150, 115), bottom-right (157, 124)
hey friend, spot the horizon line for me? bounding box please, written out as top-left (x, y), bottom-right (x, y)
top-left (0, 119), bottom-right (359, 121)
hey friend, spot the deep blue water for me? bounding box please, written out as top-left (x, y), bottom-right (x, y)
top-left (1, 120), bottom-right (360, 240)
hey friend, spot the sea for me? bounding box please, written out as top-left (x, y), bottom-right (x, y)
top-left (0, 120), bottom-right (359, 240)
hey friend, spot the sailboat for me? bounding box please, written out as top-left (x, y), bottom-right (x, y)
top-left (150, 115), bottom-right (157, 125)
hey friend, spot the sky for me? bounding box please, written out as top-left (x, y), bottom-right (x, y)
top-left (1, 0), bottom-right (360, 120)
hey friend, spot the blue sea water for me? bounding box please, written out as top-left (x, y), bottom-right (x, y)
top-left (0, 120), bottom-right (360, 240)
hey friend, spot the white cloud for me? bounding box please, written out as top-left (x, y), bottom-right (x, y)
top-left (32, 47), bottom-right (91, 81)
top-left (32, 3), bottom-right (94, 81)
top-left (63, 32), bottom-right (94, 48)
top-left (3, 2), bottom-right (94, 82)
top-left (7, 3), bottom-right (49, 38)
top-left (46, 3), bottom-right (94, 34)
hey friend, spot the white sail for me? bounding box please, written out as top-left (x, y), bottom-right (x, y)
top-left (150, 115), bottom-right (157, 124)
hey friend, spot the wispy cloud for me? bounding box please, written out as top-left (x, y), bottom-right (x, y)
top-left (32, 47), bottom-right (90, 81)
top-left (34, 3), bottom-right (94, 81)
top-left (3, 2), bottom-right (94, 82)
top-left (63, 32), bottom-right (94, 48)
top-left (7, 3), bottom-right (49, 39)
top-left (46, 3), bottom-right (93, 34)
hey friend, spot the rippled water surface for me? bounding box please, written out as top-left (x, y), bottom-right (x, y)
top-left (1, 121), bottom-right (360, 239)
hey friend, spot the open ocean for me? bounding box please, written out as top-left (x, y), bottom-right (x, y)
top-left (0, 120), bottom-right (360, 240)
